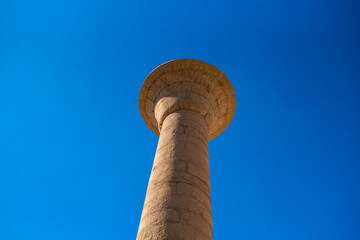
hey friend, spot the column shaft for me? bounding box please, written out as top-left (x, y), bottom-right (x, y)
top-left (137, 110), bottom-right (213, 240)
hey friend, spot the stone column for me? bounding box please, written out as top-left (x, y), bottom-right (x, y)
top-left (137, 59), bottom-right (236, 240)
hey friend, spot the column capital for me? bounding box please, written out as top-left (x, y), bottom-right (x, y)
top-left (139, 59), bottom-right (236, 140)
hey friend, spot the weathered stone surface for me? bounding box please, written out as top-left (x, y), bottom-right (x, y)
top-left (137, 59), bottom-right (236, 240)
top-left (139, 59), bottom-right (236, 140)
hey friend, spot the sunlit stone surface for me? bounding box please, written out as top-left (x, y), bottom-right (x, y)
top-left (137, 59), bottom-right (236, 240)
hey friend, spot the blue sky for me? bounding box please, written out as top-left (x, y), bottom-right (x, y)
top-left (0, 0), bottom-right (359, 239)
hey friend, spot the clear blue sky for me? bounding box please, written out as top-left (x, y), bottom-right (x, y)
top-left (1, 0), bottom-right (359, 239)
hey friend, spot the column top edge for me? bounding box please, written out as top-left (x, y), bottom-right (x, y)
top-left (139, 59), bottom-right (236, 140)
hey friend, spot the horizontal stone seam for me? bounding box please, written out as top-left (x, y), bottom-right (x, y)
top-left (148, 80), bottom-right (222, 125)
top-left (137, 217), bottom-right (212, 240)
top-left (175, 181), bottom-right (212, 203)
top-left (158, 152), bottom-right (207, 166)
top-left (162, 118), bottom-right (208, 134)
top-left (184, 141), bottom-right (209, 157)
top-left (153, 153), bottom-right (209, 169)
top-left (164, 91), bottom-right (220, 123)
top-left (148, 171), bottom-right (211, 196)
top-left (160, 124), bottom-right (209, 147)
top-left (172, 206), bottom-right (213, 233)
top-left (142, 191), bottom-right (212, 218)
top-left (151, 159), bottom-right (189, 172)
top-left (153, 143), bottom-right (209, 162)
top-left (150, 161), bottom-right (210, 187)
top-left (179, 125), bottom-right (209, 145)
top-left (158, 91), bottom-right (217, 116)
top-left (144, 180), bottom-right (212, 212)
top-left (137, 223), bottom-right (169, 240)
top-left (166, 109), bottom-right (209, 123)
top-left (149, 164), bottom-right (210, 186)
top-left (139, 205), bottom-right (213, 230)
top-left (153, 157), bottom-right (209, 175)
top-left (158, 108), bottom-right (211, 132)
top-left (139, 209), bottom-right (213, 238)
top-left (154, 138), bottom-right (208, 155)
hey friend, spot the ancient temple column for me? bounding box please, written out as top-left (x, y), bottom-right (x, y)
top-left (137, 59), bottom-right (236, 240)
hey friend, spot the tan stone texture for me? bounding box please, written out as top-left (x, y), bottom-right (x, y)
top-left (137, 111), bottom-right (212, 240)
top-left (137, 59), bottom-right (236, 240)
top-left (139, 59), bottom-right (236, 140)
